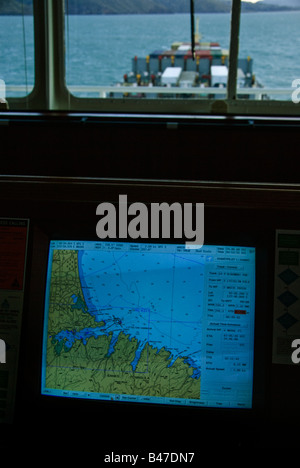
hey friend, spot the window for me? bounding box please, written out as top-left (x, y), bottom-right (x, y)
top-left (63, 0), bottom-right (300, 114)
top-left (239, 7), bottom-right (300, 102)
top-left (64, 0), bottom-right (233, 112)
top-left (65, 3), bottom-right (232, 101)
top-left (1, 0), bottom-right (300, 116)
top-left (0, 0), bottom-right (34, 101)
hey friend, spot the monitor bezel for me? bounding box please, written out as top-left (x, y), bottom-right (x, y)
top-left (14, 206), bottom-right (273, 449)
top-left (11, 184), bottom-right (274, 450)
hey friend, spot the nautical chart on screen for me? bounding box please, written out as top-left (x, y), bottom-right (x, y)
top-left (41, 240), bottom-right (255, 409)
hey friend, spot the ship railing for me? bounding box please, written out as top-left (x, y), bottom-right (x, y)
top-left (67, 85), bottom-right (293, 100)
top-left (4, 85), bottom-right (295, 100)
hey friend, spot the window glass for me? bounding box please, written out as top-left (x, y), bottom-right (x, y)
top-left (239, 8), bottom-right (300, 101)
top-left (65, 1), bottom-right (233, 101)
top-left (0, 0), bottom-right (34, 99)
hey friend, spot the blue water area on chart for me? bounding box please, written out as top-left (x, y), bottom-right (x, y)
top-left (52, 246), bottom-right (204, 376)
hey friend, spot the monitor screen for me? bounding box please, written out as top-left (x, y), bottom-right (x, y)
top-left (41, 240), bottom-right (256, 409)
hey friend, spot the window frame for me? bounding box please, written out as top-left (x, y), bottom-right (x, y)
top-left (5, 0), bottom-right (300, 117)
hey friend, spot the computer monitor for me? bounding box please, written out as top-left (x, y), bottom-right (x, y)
top-left (40, 239), bottom-right (256, 410)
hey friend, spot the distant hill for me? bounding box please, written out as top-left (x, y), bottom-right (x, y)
top-left (263, 0), bottom-right (300, 5)
top-left (64, 0), bottom-right (232, 15)
top-left (0, 0), bottom-right (296, 15)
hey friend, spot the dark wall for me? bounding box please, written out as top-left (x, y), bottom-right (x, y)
top-left (1, 114), bottom-right (300, 182)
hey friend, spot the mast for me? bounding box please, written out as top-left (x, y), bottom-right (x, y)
top-left (194, 17), bottom-right (201, 44)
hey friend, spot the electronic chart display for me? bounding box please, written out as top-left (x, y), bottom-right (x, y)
top-left (41, 240), bottom-right (256, 409)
